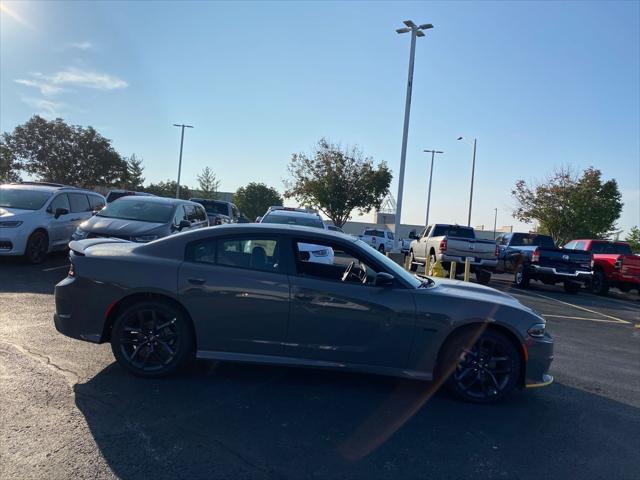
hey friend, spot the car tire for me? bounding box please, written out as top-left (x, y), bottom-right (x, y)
top-left (618, 284), bottom-right (631, 293)
top-left (514, 265), bottom-right (530, 289)
top-left (378, 244), bottom-right (385, 253)
top-left (24, 230), bottom-right (49, 264)
top-left (439, 328), bottom-right (521, 403)
top-left (563, 281), bottom-right (580, 294)
top-left (111, 300), bottom-right (195, 378)
top-left (409, 251), bottom-right (418, 272)
top-left (591, 270), bottom-right (609, 296)
top-left (475, 270), bottom-right (491, 285)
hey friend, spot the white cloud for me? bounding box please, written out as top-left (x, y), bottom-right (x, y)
top-left (67, 41), bottom-right (93, 51)
top-left (14, 67), bottom-right (128, 95)
top-left (21, 97), bottom-right (66, 119)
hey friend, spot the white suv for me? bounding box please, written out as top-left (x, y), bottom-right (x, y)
top-left (0, 183), bottom-right (106, 263)
top-left (258, 207), bottom-right (335, 264)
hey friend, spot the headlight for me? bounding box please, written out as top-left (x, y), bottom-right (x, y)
top-left (133, 235), bottom-right (158, 243)
top-left (527, 323), bottom-right (546, 338)
top-left (0, 221), bottom-right (23, 228)
top-left (72, 228), bottom-right (88, 240)
top-left (310, 249), bottom-right (329, 257)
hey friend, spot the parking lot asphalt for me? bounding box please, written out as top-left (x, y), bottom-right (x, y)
top-left (1, 255), bottom-right (639, 480)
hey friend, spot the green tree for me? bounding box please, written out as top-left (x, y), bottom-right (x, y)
top-left (196, 166), bottom-right (220, 199)
top-left (0, 138), bottom-right (21, 182)
top-left (2, 115), bottom-right (127, 188)
top-left (123, 154), bottom-right (145, 190)
top-left (145, 180), bottom-right (192, 200)
top-left (512, 166), bottom-right (623, 245)
top-left (284, 138), bottom-right (392, 227)
top-left (625, 226), bottom-right (640, 253)
top-left (234, 182), bottom-right (283, 220)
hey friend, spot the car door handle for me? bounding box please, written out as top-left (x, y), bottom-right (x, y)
top-left (187, 278), bottom-right (206, 285)
top-left (295, 293), bottom-right (314, 301)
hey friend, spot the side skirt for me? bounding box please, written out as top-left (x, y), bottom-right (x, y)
top-left (196, 350), bottom-right (433, 381)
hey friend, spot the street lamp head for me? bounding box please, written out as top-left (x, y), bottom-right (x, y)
top-left (416, 31), bottom-right (425, 37)
top-left (419, 24), bottom-right (434, 30)
top-left (396, 27), bottom-right (411, 34)
top-left (457, 136), bottom-right (464, 141)
top-left (403, 20), bottom-right (417, 28)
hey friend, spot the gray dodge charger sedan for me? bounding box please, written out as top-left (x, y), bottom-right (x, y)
top-left (54, 224), bottom-right (553, 403)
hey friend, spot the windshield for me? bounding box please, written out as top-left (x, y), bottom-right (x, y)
top-left (261, 213), bottom-right (325, 229)
top-left (0, 188), bottom-right (52, 210)
top-left (97, 200), bottom-right (174, 223)
top-left (432, 225), bottom-right (475, 239)
top-left (356, 239), bottom-right (421, 288)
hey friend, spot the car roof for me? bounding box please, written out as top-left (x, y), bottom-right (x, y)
top-left (1, 183), bottom-right (98, 194)
top-left (263, 209), bottom-right (320, 218)
top-left (113, 195), bottom-right (196, 205)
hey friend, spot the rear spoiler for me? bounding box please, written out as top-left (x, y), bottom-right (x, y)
top-left (69, 238), bottom-right (132, 256)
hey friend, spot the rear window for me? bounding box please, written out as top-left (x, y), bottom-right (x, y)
top-left (432, 225), bottom-right (475, 239)
top-left (197, 200), bottom-right (228, 216)
top-left (261, 213), bottom-right (324, 229)
top-left (88, 195), bottom-right (106, 211)
top-left (590, 242), bottom-right (632, 255)
top-left (510, 233), bottom-right (555, 248)
top-left (364, 229), bottom-right (385, 238)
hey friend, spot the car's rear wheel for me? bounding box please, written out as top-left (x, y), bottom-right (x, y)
top-left (514, 265), bottom-right (530, 289)
top-left (24, 230), bottom-right (48, 264)
top-left (475, 269), bottom-right (491, 285)
top-left (591, 270), bottom-right (609, 296)
top-left (111, 300), bottom-right (195, 377)
top-left (378, 244), bottom-right (385, 253)
top-left (440, 329), bottom-right (521, 403)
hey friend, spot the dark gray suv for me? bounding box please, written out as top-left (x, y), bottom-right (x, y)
top-left (72, 196), bottom-right (208, 243)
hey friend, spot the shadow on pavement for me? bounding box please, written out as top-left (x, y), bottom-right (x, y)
top-left (0, 251), bottom-right (68, 295)
top-left (74, 360), bottom-right (640, 480)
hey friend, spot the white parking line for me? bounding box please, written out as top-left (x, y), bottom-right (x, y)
top-left (42, 265), bottom-right (69, 272)
top-left (523, 291), bottom-right (631, 324)
top-left (541, 314), bottom-right (628, 324)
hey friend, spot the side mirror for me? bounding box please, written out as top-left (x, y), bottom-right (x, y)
top-left (374, 272), bottom-right (395, 287)
top-left (408, 230), bottom-right (418, 240)
top-left (177, 219), bottom-right (191, 231)
top-left (54, 207), bottom-right (69, 219)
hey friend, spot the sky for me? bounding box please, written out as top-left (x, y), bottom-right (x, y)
top-left (1, 0), bottom-right (639, 235)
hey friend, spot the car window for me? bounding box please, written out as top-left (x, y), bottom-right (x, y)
top-left (174, 205), bottom-right (187, 225)
top-left (88, 195), bottom-right (106, 211)
top-left (184, 205), bottom-right (198, 223)
top-left (194, 205), bottom-right (207, 223)
top-left (574, 241), bottom-right (587, 250)
top-left (68, 193), bottom-right (91, 213)
top-left (432, 225), bottom-right (475, 238)
top-left (49, 194), bottom-right (70, 213)
top-left (387, 232), bottom-right (394, 240)
top-left (231, 205), bottom-right (239, 220)
top-left (422, 226), bottom-right (431, 238)
top-left (591, 242), bottom-right (632, 255)
top-left (563, 241), bottom-right (576, 250)
top-left (219, 238), bottom-right (280, 272)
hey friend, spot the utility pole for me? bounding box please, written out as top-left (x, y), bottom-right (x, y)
top-left (457, 136), bottom-right (477, 227)
top-left (173, 123), bottom-right (193, 198)
top-left (493, 208), bottom-right (498, 239)
top-left (393, 20), bottom-right (433, 251)
top-left (423, 149), bottom-right (443, 226)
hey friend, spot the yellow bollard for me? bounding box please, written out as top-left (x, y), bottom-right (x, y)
top-left (424, 255), bottom-right (431, 275)
top-left (464, 258), bottom-right (471, 282)
top-left (431, 260), bottom-right (446, 277)
top-left (449, 261), bottom-right (457, 279)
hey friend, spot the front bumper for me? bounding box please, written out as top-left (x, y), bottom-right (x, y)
top-left (0, 230), bottom-right (27, 255)
top-left (524, 332), bottom-right (554, 388)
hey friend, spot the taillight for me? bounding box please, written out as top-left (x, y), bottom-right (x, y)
top-left (531, 249), bottom-right (540, 263)
top-left (614, 256), bottom-right (622, 270)
top-left (494, 245), bottom-right (499, 257)
top-left (439, 239), bottom-right (447, 252)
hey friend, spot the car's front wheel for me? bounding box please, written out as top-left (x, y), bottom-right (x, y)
top-left (25, 230), bottom-right (49, 264)
top-left (378, 244), bottom-right (385, 253)
top-left (439, 329), bottom-right (521, 403)
top-left (111, 300), bottom-right (195, 377)
top-left (408, 251), bottom-right (418, 272)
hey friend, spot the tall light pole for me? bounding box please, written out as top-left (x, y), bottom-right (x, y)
top-left (423, 149), bottom-right (443, 226)
top-left (393, 20), bottom-right (433, 251)
top-left (457, 136), bottom-right (477, 227)
top-left (493, 208), bottom-right (498, 239)
top-left (173, 123), bottom-right (193, 198)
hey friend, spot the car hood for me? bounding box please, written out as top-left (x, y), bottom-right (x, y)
top-left (425, 277), bottom-right (533, 312)
top-left (81, 216), bottom-right (166, 236)
top-left (0, 207), bottom-right (37, 219)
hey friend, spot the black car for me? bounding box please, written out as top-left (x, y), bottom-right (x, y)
top-left (495, 232), bottom-right (593, 293)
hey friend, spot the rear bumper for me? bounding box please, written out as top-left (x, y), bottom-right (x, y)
top-left (440, 255), bottom-right (498, 268)
top-left (524, 332), bottom-right (554, 388)
top-left (530, 265), bottom-right (592, 283)
top-left (54, 276), bottom-right (107, 343)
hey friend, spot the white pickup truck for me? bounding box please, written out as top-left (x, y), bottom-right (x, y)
top-left (357, 228), bottom-right (412, 253)
top-left (407, 224), bottom-right (498, 284)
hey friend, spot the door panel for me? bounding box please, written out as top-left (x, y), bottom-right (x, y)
top-left (48, 194), bottom-right (74, 247)
top-left (286, 276), bottom-right (416, 368)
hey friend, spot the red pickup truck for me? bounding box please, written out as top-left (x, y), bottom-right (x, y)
top-left (563, 239), bottom-right (640, 295)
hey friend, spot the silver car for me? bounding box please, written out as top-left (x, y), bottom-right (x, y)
top-left (72, 196), bottom-right (208, 243)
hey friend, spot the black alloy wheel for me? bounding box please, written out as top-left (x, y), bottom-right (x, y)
top-left (441, 330), bottom-right (521, 403)
top-left (111, 301), bottom-right (195, 377)
top-left (25, 231), bottom-right (48, 264)
top-left (591, 270), bottom-right (609, 296)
